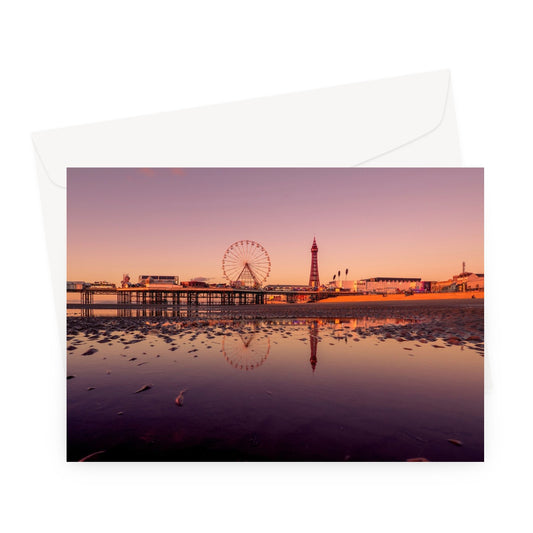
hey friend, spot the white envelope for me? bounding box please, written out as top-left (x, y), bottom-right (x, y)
top-left (32, 69), bottom-right (460, 338)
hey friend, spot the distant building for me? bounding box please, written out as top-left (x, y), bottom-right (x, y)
top-left (341, 280), bottom-right (356, 291)
top-left (432, 279), bottom-right (452, 292)
top-left (67, 281), bottom-right (86, 290)
top-left (433, 272), bottom-right (484, 292)
top-left (431, 281), bottom-right (442, 293)
top-left (357, 277), bottom-right (422, 294)
top-left (420, 281), bottom-right (434, 292)
top-left (452, 272), bottom-right (484, 291)
top-left (466, 273), bottom-right (484, 291)
top-left (138, 275), bottom-right (179, 288)
top-left (453, 271), bottom-right (472, 287)
top-left (327, 280), bottom-right (341, 291)
top-left (325, 280), bottom-right (354, 291)
top-left (356, 280), bottom-right (367, 293)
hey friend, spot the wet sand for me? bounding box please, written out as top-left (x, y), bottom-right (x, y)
top-left (67, 299), bottom-right (484, 349)
top-left (67, 299), bottom-right (484, 461)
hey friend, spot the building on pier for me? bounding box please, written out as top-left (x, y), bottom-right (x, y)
top-left (138, 275), bottom-right (179, 288)
top-left (264, 284), bottom-right (311, 291)
top-left (67, 281), bottom-right (87, 290)
top-left (181, 280), bottom-right (209, 288)
top-left (89, 281), bottom-right (116, 289)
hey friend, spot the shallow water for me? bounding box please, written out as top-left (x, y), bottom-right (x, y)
top-left (67, 317), bottom-right (483, 461)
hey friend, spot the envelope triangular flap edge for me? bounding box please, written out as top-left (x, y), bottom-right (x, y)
top-left (33, 70), bottom-right (451, 188)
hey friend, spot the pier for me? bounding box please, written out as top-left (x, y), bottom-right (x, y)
top-left (68, 287), bottom-right (338, 306)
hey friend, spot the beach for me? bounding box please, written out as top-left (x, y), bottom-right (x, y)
top-left (68, 298), bottom-right (484, 340)
top-left (67, 298), bottom-right (483, 461)
top-left (316, 291), bottom-right (484, 303)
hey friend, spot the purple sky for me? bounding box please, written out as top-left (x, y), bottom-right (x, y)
top-left (67, 168), bottom-right (483, 284)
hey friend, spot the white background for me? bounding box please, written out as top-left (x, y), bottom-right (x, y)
top-left (1, 1), bottom-right (532, 531)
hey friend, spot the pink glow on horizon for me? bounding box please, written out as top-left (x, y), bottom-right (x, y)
top-left (67, 168), bottom-right (483, 285)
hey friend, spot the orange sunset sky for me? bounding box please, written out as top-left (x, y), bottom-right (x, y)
top-left (67, 168), bottom-right (483, 285)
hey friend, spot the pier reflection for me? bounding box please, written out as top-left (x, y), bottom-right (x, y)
top-left (78, 306), bottom-right (232, 319)
top-left (71, 313), bottom-right (414, 376)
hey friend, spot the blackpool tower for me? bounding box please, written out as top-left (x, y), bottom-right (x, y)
top-left (308, 237), bottom-right (320, 288)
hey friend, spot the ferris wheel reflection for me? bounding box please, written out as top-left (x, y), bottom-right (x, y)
top-left (220, 320), bottom-right (323, 373)
top-left (221, 325), bottom-right (271, 371)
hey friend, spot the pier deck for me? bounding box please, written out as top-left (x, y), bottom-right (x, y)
top-left (68, 287), bottom-right (337, 306)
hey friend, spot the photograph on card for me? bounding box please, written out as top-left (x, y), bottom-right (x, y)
top-left (67, 168), bottom-right (484, 462)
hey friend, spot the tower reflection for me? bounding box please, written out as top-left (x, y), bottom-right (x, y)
top-left (309, 320), bottom-right (319, 372)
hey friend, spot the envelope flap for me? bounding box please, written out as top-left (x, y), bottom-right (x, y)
top-left (33, 70), bottom-right (451, 188)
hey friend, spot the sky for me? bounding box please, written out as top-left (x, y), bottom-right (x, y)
top-left (67, 168), bottom-right (484, 285)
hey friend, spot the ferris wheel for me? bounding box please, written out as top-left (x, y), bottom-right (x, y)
top-left (222, 240), bottom-right (271, 288)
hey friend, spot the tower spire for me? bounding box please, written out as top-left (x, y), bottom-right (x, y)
top-left (309, 237), bottom-right (320, 288)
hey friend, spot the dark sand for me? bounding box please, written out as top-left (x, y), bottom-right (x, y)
top-left (67, 299), bottom-right (484, 348)
top-left (67, 299), bottom-right (484, 461)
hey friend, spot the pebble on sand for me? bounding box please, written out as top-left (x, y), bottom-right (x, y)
top-left (175, 389), bottom-right (188, 406)
top-left (447, 438), bottom-right (463, 446)
top-left (445, 337), bottom-right (462, 345)
top-left (134, 384), bottom-right (152, 394)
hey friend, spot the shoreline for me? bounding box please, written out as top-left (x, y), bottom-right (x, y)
top-left (316, 291), bottom-right (483, 303)
top-left (67, 299), bottom-right (484, 350)
top-left (67, 299), bottom-right (484, 339)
